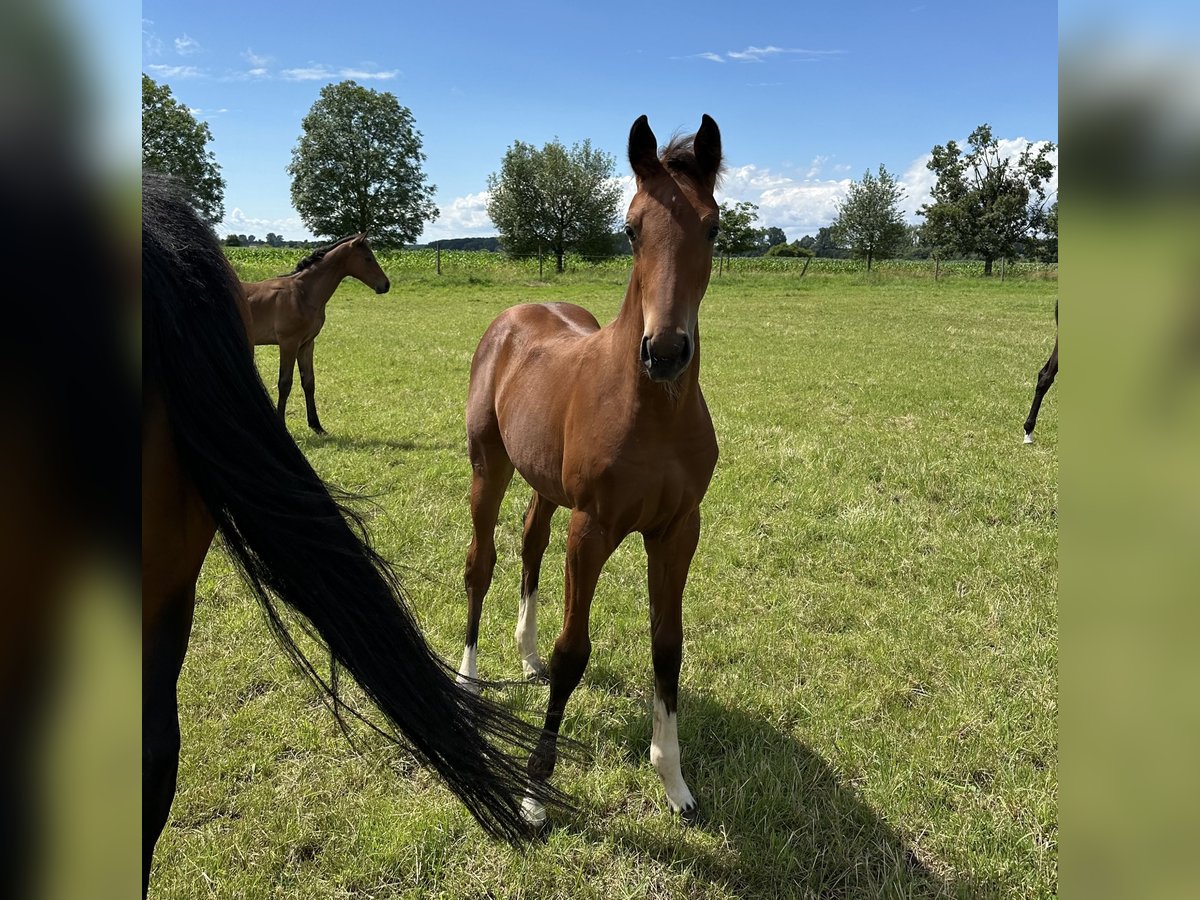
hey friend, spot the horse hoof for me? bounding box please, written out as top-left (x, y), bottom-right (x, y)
top-left (455, 674), bottom-right (481, 695)
top-left (1023, 432), bottom-right (1034, 444)
top-left (678, 800), bottom-right (701, 826)
top-left (311, 425), bottom-right (327, 435)
top-left (520, 795), bottom-right (549, 836)
top-left (523, 665), bottom-right (549, 685)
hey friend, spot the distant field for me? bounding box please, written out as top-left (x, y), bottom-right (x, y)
top-left (153, 260), bottom-right (1058, 899)
top-left (226, 245), bottom-right (1058, 282)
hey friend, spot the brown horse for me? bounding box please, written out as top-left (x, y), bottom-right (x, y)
top-left (243, 234), bottom-right (390, 433)
top-left (456, 114), bottom-right (724, 827)
top-left (1024, 299), bottom-right (1059, 443)
top-left (143, 175), bottom-right (566, 896)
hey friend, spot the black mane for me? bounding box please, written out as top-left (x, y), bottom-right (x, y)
top-left (290, 234), bottom-right (360, 275)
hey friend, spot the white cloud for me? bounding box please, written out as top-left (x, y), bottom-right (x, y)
top-left (174, 34), bottom-right (201, 55)
top-left (220, 208), bottom-right (315, 241)
top-left (281, 65), bottom-right (335, 81)
top-left (246, 67), bottom-right (269, 78)
top-left (699, 52), bottom-right (725, 63)
top-left (142, 19), bottom-right (163, 57)
top-left (421, 191), bottom-right (493, 241)
top-left (340, 68), bottom-right (400, 80)
top-left (147, 64), bottom-right (202, 79)
top-left (243, 48), bottom-right (271, 67)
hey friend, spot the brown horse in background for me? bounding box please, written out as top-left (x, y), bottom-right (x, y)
top-left (243, 234), bottom-right (390, 433)
top-left (456, 114), bottom-right (724, 827)
top-left (143, 175), bottom-right (566, 896)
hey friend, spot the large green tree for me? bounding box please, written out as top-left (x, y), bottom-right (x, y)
top-left (919, 124), bottom-right (1056, 275)
top-left (831, 165), bottom-right (907, 271)
top-left (288, 81), bottom-right (438, 246)
top-left (486, 138), bottom-right (621, 273)
top-left (715, 201), bottom-right (761, 258)
top-left (142, 74), bottom-right (225, 224)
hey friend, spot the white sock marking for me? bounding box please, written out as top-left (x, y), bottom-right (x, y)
top-left (515, 590), bottom-right (545, 677)
top-left (651, 694), bottom-right (696, 814)
top-left (1023, 431), bottom-right (1035, 444)
top-left (520, 793), bottom-right (547, 827)
top-left (456, 644), bottom-right (479, 693)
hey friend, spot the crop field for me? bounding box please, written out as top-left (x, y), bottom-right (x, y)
top-left (153, 258), bottom-right (1058, 898)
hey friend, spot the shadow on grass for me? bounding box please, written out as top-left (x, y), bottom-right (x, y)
top-left (299, 432), bottom-right (462, 454)
top-left (560, 664), bottom-right (995, 899)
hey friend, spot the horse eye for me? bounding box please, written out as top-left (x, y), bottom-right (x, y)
top-left (624, 224), bottom-right (637, 241)
top-left (707, 224), bottom-right (720, 241)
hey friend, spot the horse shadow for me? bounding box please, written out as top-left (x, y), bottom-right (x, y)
top-left (299, 433), bottom-right (462, 454)
top-left (556, 664), bottom-right (996, 899)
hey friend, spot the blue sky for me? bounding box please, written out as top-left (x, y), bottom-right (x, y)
top-left (141, 1), bottom-right (1058, 243)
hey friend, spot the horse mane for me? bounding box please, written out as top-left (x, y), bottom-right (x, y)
top-left (660, 131), bottom-right (726, 186)
top-left (289, 234), bottom-right (360, 275)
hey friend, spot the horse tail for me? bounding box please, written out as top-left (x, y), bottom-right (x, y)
top-left (142, 173), bottom-right (567, 841)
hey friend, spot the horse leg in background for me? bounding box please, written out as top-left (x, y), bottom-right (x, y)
top-left (275, 343), bottom-right (298, 424)
top-left (644, 510), bottom-right (701, 820)
top-left (297, 340), bottom-right (325, 435)
top-left (457, 450), bottom-right (515, 690)
top-left (521, 508), bottom-right (616, 828)
top-left (141, 585), bottom-right (195, 896)
top-left (516, 493), bottom-right (556, 681)
top-left (1023, 338), bottom-right (1059, 443)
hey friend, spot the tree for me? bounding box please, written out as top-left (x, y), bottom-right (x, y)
top-left (288, 81), bottom-right (438, 247)
top-left (831, 165), bottom-right (907, 271)
top-left (754, 226), bottom-right (788, 255)
top-left (811, 226), bottom-right (850, 259)
top-left (486, 138), bottom-right (621, 273)
top-left (142, 74), bottom-right (225, 224)
top-left (764, 241), bottom-right (813, 258)
top-left (919, 124), bottom-right (1056, 275)
top-left (714, 201), bottom-right (761, 269)
top-left (224, 234), bottom-right (241, 246)
top-left (1031, 199), bottom-right (1058, 262)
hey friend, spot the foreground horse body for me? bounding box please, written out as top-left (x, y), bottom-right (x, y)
top-left (243, 234), bottom-right (390, 433)
top-left (457, 115), bottom-right (723, 825)
top-left (1023, 300), bottom-right (1059, 442)
top-left (143, 175), bottom-right (564, 896)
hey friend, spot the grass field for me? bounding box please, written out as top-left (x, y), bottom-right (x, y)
top-left (153, 262), bottom-right (1058, 899)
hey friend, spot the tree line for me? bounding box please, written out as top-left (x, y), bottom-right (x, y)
top-left (143, 73), bottom-right (1056, 273)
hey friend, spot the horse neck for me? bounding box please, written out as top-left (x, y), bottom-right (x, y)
top-left (294, 252), bottom-right (350, 307)
top-left (609, 265), bottom-right (702, 408)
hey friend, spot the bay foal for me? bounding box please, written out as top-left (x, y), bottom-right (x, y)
top-left (457, 115), bottom-right (724, 825)
top-left (243, 234), bottom-right (390, 433)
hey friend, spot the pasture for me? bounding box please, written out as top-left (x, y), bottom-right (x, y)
top-left (154, 258), bottom-right (1057, 898)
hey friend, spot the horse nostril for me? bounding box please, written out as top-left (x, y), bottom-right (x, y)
top-left (640, 335), bottom-right (652, 365)
top-left (678, 333), bottom-right (691, 363)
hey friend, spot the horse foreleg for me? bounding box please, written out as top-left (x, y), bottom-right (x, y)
top-left (458, 455), bottom-right (514, 690)
top-left (142, 584), bottom-right (195, 897)
top-left (517, 493), bottom-right (557, 681)
top-left (1024, 339), bottom-right (1059, 442)
top-left (297, 340), bottom-right (325, 434)
top-left (276, 345), bottom-right (297, 424)
top-left (644, 510), bottom-right (701, 820)
top-left (522, 508), bottom-right (616, 828)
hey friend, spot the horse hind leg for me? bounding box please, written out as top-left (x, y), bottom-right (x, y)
top-left (297, 340), bottom-right (325, 434)
top-left (517, 493), bottom-right (556, 681)
top-left (1024, 340), bottom-right (1059, 443)
top-left (457, 446), bottom-right (514, 692)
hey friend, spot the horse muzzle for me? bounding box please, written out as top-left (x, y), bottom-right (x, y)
top-left (375, 279), bottom-right (391, 294)
top-left (640, 332), bottom-right (693, 382)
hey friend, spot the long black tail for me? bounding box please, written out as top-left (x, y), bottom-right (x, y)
top-left (142, 173), bottom-right (568, 841)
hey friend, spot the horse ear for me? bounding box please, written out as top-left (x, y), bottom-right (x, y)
top-left (693, 114), bottom-right (723, 180)
top-left (628, 115), bottom-right (660, 180)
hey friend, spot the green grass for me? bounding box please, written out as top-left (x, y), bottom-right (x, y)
top-left (153, 264), bottom-right (1058, 899)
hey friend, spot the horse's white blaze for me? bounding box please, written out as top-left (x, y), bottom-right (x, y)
top-left (650, 694), bottom-right (695, 813)
top-left (515, 590), bottom-right (544, 677)
top-left (456, 644), bottom-right (478, 692)
top-left (520, 793), bottom-right (547, 827)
